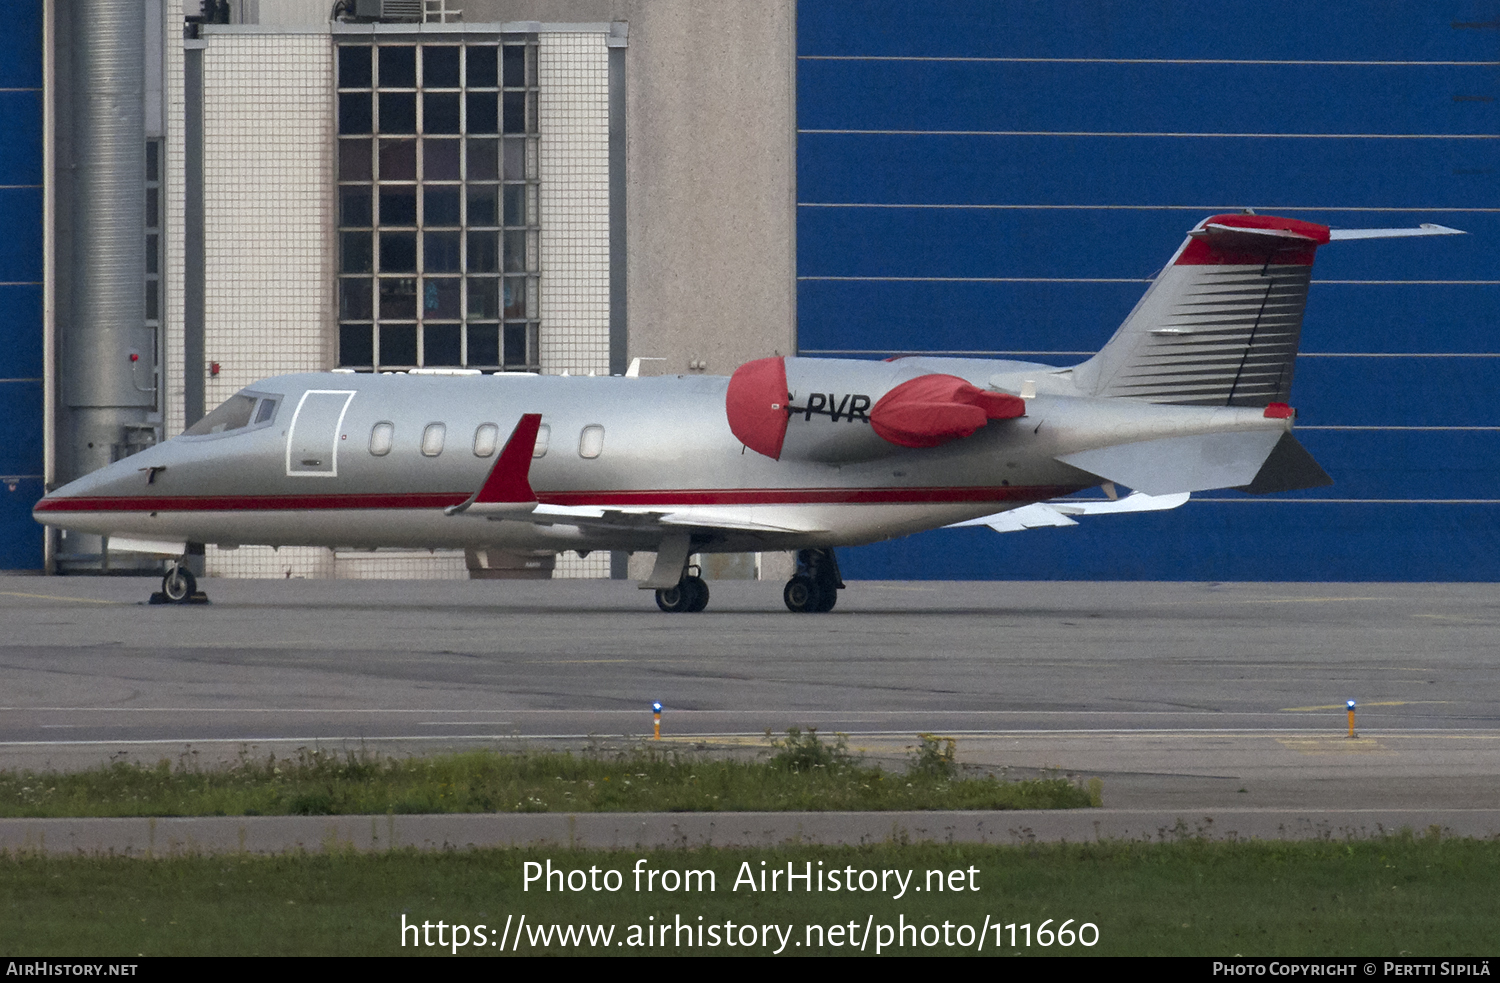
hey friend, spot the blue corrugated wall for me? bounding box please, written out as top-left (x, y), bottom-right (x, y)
top-left (0, 0), bottom-right (43, 570)
top-left (799, 0), bottom-right (1500, 581)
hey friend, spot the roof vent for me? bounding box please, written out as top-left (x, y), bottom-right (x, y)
top-left (352, 0), bottom-right (423, 23)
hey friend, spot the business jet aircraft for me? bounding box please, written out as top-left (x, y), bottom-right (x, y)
top-left (35, 213), bottom-right (1460, 612)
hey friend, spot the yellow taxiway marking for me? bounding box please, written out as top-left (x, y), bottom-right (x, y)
top-left (1238, 597), bottom-right (1386, 604)
top-left (1276, 737), bottom-right (1392, 755)
top-left (1281, 701), bottom-right (1452, 712)
top-left (529, 658), bottom-right (705, 666)
top-left (1413, 614), bottom-right (1498, 625)
top-left (537, 659), bottom-right (638, 664)
top-left (655, 735), bottom-right (770, 747)
top-left (1379, 734), bottom-right (1500, 740)
top-left (657, 735), bottom-right (936, 749)
top-left (0, 590), bottom-right (123, 605)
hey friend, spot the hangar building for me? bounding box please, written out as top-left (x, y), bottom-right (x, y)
top-left (6, 1), bottom-right (1497, 582)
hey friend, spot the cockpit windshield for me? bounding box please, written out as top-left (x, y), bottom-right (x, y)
top-left (183, 392), bottom-right (280, 436)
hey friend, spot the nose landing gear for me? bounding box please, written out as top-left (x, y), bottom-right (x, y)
top-left (784, 548), bottom-right (843, 613)
top-left (150, 561), bottom-right (209, 605)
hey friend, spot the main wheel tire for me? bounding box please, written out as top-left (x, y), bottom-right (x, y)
top-left (162, 567), bottom-right (197, 603)
top-left (684, 576), bottom-right (710, 612)
top-left (655, 584), bottom-right (691, 613)
top-left (783, 575), bottom-right (822, 613)
top-left (813, 584), bottom-right (838, 613)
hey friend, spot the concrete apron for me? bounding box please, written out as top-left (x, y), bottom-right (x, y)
top-left (4, 809), bottom-right (1500, 856)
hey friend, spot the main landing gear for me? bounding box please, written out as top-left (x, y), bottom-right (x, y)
top-left (784, 548), bottom-right (843, 613)
top-left (648, 548), bottom-right (843, 614)
top-left (655, 566), bottom-right (710, 613)
top-left (150, 560), bottom-right (209, 605)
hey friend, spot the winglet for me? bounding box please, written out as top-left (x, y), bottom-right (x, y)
top-left (445, 413), bottom-right (543, 516)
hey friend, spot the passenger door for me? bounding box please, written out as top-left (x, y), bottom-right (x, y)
top-left (285, 390), bottom-right (356, 477)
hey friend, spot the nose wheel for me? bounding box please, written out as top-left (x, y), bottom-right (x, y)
top-left (151, 562), bottom-right (209, 605)
top-left (784, 548), bottom-right (843, 613)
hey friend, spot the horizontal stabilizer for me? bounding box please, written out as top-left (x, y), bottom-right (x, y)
top-left (1235, 432), bottom-right (1333, 495)
top-left (946, 491), bottom-right (1189, 533)
top-left (1327, 224), bottom-right (1465, 241)
top-left (1058, 430), bottom-right (1283, 496)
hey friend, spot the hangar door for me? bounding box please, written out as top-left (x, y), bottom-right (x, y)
top-left (797, 0), bottom-right (1500, 581)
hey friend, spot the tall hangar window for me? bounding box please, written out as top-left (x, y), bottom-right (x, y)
top-left (337, 38), bottom-right (540, 373)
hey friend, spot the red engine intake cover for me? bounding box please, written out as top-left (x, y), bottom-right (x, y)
top-left (725, 356), bottom-right (790, 459)
top-left (870, 374), bottom-right (1026, 449)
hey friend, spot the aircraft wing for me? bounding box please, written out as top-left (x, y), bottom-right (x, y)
top-left (447, 420), bottom-right (828, 534)
top-left (524, 504), bottom-right (827, 535)
top-left (946, 491), bottom-right (1190, 533)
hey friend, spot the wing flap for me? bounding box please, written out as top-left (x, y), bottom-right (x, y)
top-left (475, 502), bottom-right (826, 535)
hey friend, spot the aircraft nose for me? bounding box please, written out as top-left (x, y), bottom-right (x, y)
top-left (32, 444), bottom-right (175, 524)
top-left (33, 466), bottom-right (116, 524)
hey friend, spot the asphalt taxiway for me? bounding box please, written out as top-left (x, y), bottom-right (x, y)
top-left (2, 577), bottom-right (1498, 815)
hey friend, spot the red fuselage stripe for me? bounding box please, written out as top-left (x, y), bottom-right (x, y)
top-left (34, 485), bottom-right (1084, 513)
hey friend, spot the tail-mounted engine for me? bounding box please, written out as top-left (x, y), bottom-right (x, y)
top-left (725, 356), bottom-right (1025, 463)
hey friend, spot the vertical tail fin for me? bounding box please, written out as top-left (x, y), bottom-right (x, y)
top-left (1076, 214), bottom-right (1331, 407)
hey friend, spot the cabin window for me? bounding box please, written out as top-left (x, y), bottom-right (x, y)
top-left (578, 424), bottom-right (604, 459)
top-left (369, 421), bottom-right (394, 456)
top-left (532, 423), bottom-right (549, 458)
top-left (421, 422), bottom-right (447, 457)
top-left (473, 423), bottom-right (499, 457)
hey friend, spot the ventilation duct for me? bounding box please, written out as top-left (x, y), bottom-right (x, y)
top-left (63, 0), bottom-right (151, 488)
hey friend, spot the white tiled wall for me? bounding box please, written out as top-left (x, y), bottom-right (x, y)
top-left (164, 0), bottom-right (186, 439)
top-left (207, 545), bottom-right (330, 580)
top-left (334, 550), bottom-right (469, 579)
top-left (533, 32), bottom-right (613, 579)
top-left (553, 550), bottom-right (612, 579)
top-left (163, 25), bottom-right (616, 581)
top-left (201, 34), bottom-right (333, 405)
top-left (199, 32), bottom-right (336, 579)
top-left (538, 33), bottom-right (611, 379)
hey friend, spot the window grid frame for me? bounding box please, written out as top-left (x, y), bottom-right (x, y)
top-left (337, 37), bottom-right (542, 373)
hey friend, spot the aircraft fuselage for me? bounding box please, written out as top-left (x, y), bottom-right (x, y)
top-left (34, 355), bottom-right (1287, 556)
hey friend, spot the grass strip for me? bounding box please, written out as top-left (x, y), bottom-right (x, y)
top-left (2, 837), bottom-right (1495, 956)
top-left (0, 731), bottom-right (1094, 817)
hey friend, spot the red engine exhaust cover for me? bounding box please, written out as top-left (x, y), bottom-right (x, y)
top-left (870, 374), bottom-right (1026, 449)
